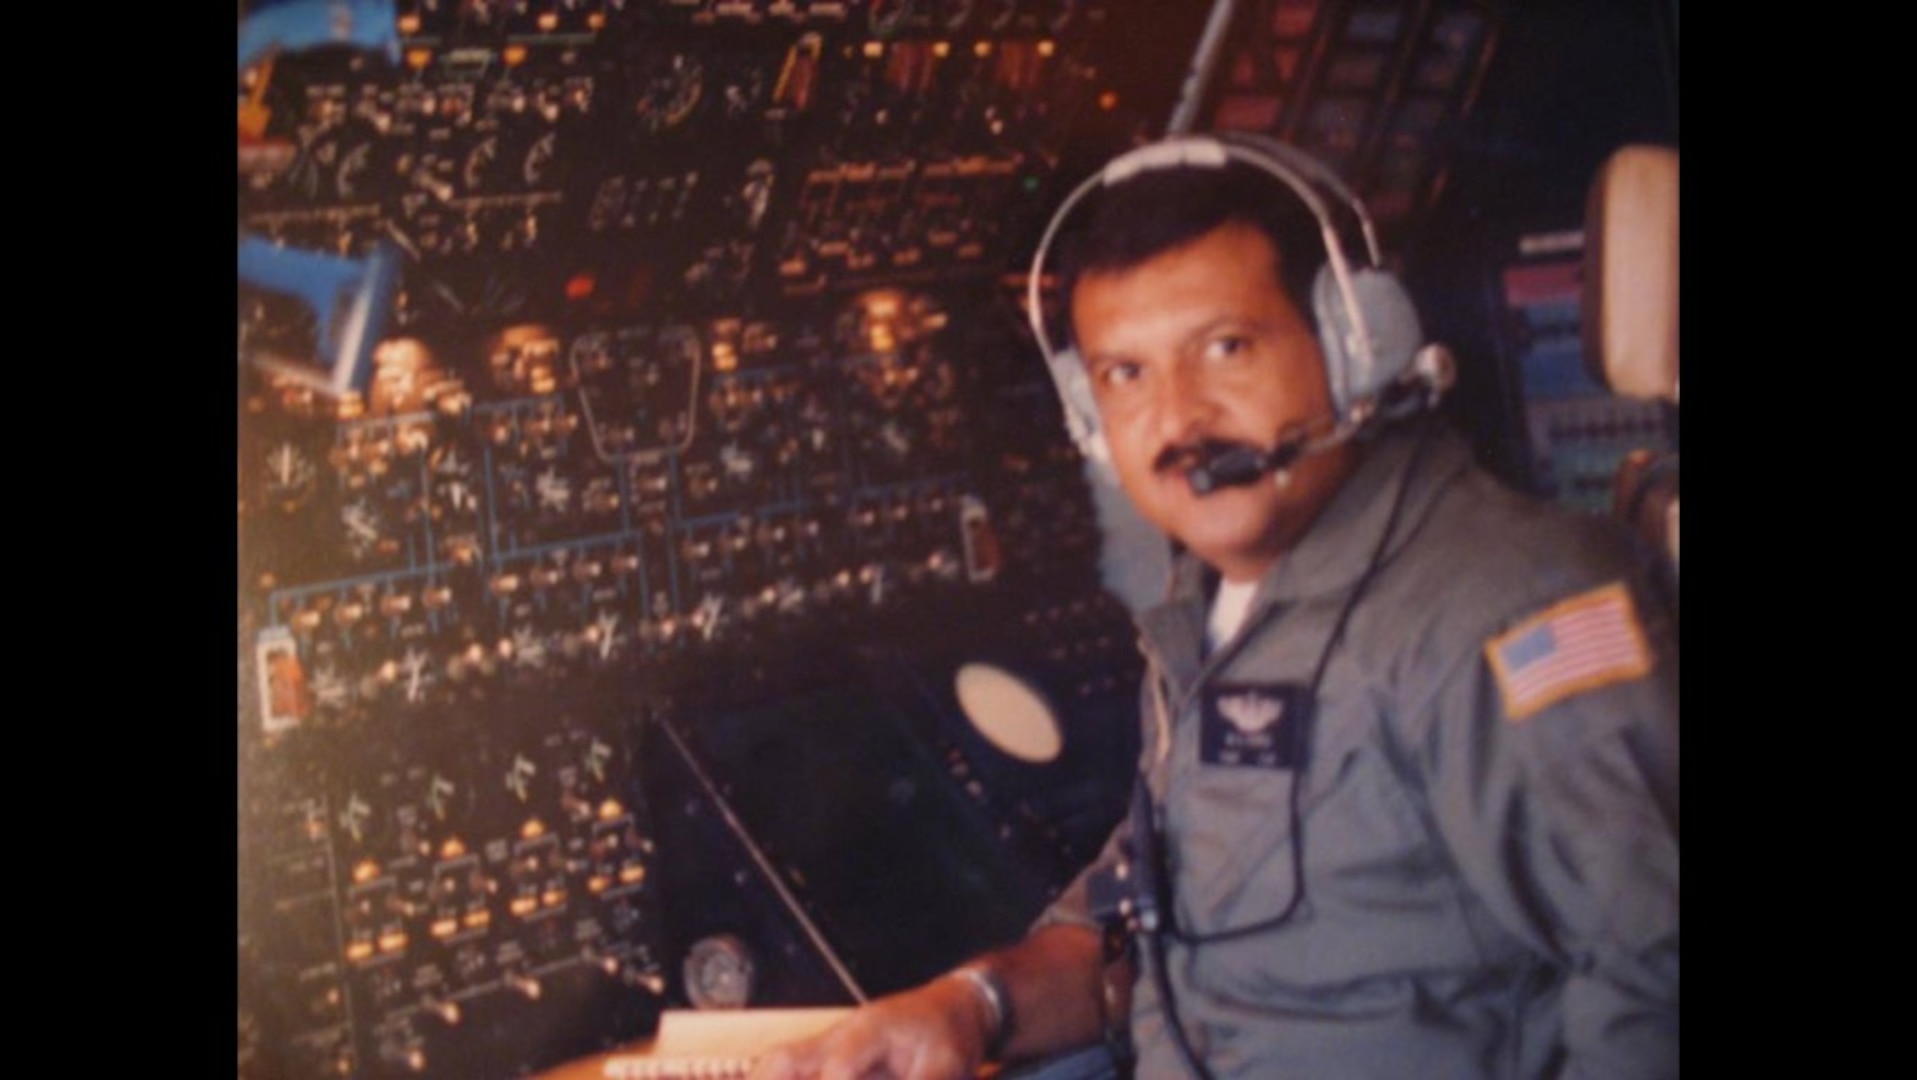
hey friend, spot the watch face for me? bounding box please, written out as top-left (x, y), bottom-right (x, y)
top-left (683, 934), bottom-right (756, 1010)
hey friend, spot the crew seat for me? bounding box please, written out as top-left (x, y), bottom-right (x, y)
top-left (1581, 144), bottom-right (1678, 600)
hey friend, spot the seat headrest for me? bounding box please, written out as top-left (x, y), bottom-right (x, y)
top-left (1582, 144), bottom-right (1678, 402)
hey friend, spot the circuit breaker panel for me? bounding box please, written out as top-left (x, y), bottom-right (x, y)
top-left (239, 3), bottom-right (1203, 1078)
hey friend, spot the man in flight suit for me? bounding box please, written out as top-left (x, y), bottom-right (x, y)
top-left (750, 137), bottom-right (1678, 1080)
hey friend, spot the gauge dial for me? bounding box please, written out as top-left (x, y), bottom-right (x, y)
top-left (683, 934), bottom-right (756, 1010)
top-left (635, 54), bottom-right (705, 133)
top-left (263, 442), bottom-right (319, 512)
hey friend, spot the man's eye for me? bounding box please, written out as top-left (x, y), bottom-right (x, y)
top-left (1098, 363), bottom-right (1141, 388)
top-left (1206, 335), bottom-right (1252, 361)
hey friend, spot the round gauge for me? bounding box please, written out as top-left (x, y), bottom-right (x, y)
top-left (587, 175), bottom-right (629, 232)
top-left (683, 934), bottom-right (756, 1010)
top-left (430, 444), bottom-right (482, 518)
top-left (635, 54), bottom-right (705, 133)
top-left (341, 497), bottom-right (389, 561)
top-left (523, 131), bottom-right (558, 188)
top-left (263, 441), bottom-right (318, 512)
top-left (937, 1), bottom-right (978, 31)
top-left (953, 662), bottom-right (1063, 763)
top-left (283, 134), bottom-right (338, 202)
top-left (869, 0), bottom-right (912, 36)
top-left (464, 135), bottom-right (499, 193)
top-left (336, 140), bottom-right (375, 201)
top-left (740, 160), bottom-right (775, 230)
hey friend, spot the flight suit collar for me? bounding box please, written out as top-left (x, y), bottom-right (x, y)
top-left (1262, 418), bottom-right (1471, 603)
top-left (1135, 420), bottom-right (1473, 695)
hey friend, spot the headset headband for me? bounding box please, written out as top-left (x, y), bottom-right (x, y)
top-left (1024, 133), bottom-right (1388, 368)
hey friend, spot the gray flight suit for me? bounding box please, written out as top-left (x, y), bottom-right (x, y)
top-left (1041, 421), bottom-right (1679, 1079)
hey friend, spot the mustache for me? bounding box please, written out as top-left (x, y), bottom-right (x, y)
top-left (1152, 438), bottom-right (1259, 475)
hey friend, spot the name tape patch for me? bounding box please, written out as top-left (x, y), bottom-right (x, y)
top-left (1200, 682), bottom-right (1308, 769)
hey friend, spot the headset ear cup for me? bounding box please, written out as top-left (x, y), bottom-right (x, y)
top-left (1048, 346), bottom-right (1115, 475)
top-left (1311, 266), bottom-right (1354, 414)
top-left (1311, 264), bottom-right (1424, 414)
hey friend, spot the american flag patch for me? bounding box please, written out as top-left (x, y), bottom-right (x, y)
top-left (1486, 582), bottom-right (1652, 721)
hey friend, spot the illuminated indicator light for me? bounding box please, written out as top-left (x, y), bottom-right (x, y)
top-left (521, 819), bottom-right (546, 840)
top-left (463, 910), bottom-right (491, 930)
top-left (398, 14), bottom-right (420, 34)
top-left (537, 13), bottom-right (558, 32)
top-left (588, 875), bottom-right (610, 894)
top-left (1099, 91), bottom-right (1119, 111)
top-left (542, 887), bottom-right (566, 907)
top-left (405, 48), bottom-right (432, 71)
top-left (440, 838), bottom-right (466, 860)
top-left (713, 343), bottom-right (739, 372)
top-left (588, 13), bottom-right (606, 30)
top-left (599, 799), bottom-right (625, 821)
top-left (863, 41), bottom-right (885, 59)
top-left (1038, 40), bottom-right (1056, 57)
top-left (974, 42), bottom-right (993, 57)
top-left (352, 860), bottom-right (381, 884)
top-left (510, 896), bottom-right (539, 917)
top-left (933, 41), bottom-right (951, 57)
top-left (431, 917), bottom-right (457, 938)
top-left (378, 930), bottom-right (408, 953)
top-left (346, 941), bottom-right (374, 962)
top-left (619, 864), bottom-right (647, 885)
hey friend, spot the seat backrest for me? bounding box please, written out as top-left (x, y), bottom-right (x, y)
top-left (1582, 144), bottom-right (1678, 588)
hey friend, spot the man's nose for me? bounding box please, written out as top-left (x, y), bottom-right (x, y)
top-left (1155, 360), bottom-right (1217, 442)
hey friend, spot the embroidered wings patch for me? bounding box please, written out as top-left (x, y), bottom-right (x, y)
top-left (1485, 582), bottom-right (1652, 721)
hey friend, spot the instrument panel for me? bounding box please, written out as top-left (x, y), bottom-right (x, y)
top-left (239, 3), bottom-right (1202, 1077)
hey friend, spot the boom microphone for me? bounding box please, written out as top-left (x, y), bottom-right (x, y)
top-left (1185, 434), bottom-right (1310, 495)
top-left (1185, 344), bottom-right (1456, 496)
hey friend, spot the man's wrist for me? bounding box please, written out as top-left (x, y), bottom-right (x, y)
top-left (949, 963), bottom-right (1015, 1061)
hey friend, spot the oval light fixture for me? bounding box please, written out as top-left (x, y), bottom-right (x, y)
top-left (953, 662), bottom-right (1063, 764)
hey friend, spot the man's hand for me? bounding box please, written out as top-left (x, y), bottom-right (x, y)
top-left (749, 926), bottom-right (1114, 1080)
top-left (748, 974), bottom-right (992, 1080)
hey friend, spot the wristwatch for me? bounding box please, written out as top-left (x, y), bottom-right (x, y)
top-left (952, 962), bottom-right (1016, 1061)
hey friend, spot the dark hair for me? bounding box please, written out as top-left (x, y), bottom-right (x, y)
top-left (1054, 160), bottom-right (1329, 345)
